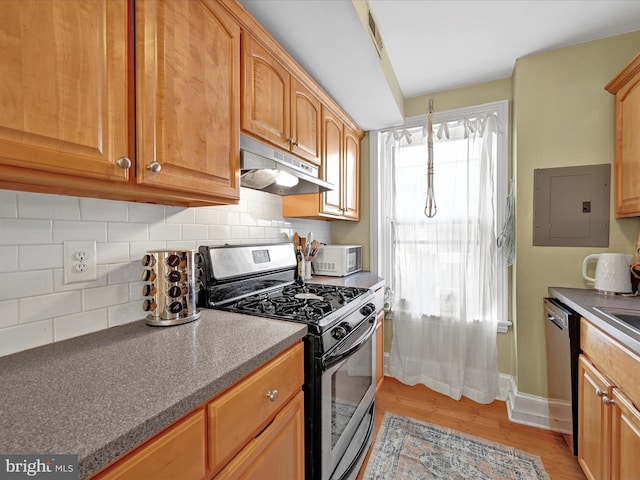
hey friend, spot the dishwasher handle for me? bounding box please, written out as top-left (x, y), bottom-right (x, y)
top-left (543, 297), bottom-right (569, 330)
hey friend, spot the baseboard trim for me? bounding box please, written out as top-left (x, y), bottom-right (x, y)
top-left (383, 353), bottom-right (571, 434)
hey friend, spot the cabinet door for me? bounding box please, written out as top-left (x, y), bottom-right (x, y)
top-left (92, 410), bottom-right (206, 480)
top-left (241, 33), bottom-right (291, 152)
top-left (136, 0), bottom-right (240, 200)
top-left (578, 355), bottom-right (613, 480)
top-left (343, 126), bottom-right (361, 220)
top-left (613, 70), bottom-right (640, 217)
top-left (215, 391), bottom-right (305, 480)
top-left (611, 388), bottom-right (640, 480)
top-left (0, 0), bottom-right (129, 181)
top-left (321, 107), bottom-right (344, 216)
top-left (290, 77), bottom-right (321, 165)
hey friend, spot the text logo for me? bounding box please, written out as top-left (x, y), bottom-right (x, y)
top-left (0, 455), bottom-right (77, 480)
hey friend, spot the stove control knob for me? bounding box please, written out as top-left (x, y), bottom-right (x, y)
top-left (339, 322), bottom-right (353, 334)
top-left (360, 303), bottom-right (376, 317)
top-left (332, 326), bottom-right (348, 340)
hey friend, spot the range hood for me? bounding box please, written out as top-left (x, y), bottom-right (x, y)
top-left (240, 135), bottom-right (334, 195)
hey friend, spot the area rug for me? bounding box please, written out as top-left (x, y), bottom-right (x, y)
top-left (363, 413), bottom-right (550, 479)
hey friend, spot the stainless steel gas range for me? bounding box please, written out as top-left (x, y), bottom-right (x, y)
top-left (197, 243), bottom-right (376, 480)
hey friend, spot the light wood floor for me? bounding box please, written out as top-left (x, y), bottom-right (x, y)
top-left (357, 377), bottom-right (585, 479)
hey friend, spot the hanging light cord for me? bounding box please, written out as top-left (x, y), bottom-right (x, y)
top-left (424, 99), bottom-right (437, 218)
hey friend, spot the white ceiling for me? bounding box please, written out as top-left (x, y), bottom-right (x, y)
top-left (239, 0), bottom-right (640, 131)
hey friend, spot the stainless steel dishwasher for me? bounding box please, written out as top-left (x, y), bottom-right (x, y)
top-left (543, 297), bottom-right (581, 455)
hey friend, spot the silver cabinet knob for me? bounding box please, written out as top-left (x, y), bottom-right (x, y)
top-left (602, 396), bottom-right (616, 406)
top-left (596, 387), bottom-right (605, 397)
top-left (147, 161), bottom-right (161, 173)
top-left (115, 156), bottom-right (132, 169)
top-left (266, 389), bottom-right (279, 402)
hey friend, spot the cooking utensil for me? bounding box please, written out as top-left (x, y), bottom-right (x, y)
top-left (306, 232), bottom-right (313, 255)
top-left (293, 232), bottom-right (300, 248)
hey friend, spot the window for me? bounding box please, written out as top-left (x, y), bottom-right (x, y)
top-left (371, 100), bottom-right (510, 331)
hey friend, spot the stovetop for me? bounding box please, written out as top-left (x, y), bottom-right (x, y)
top-left (215, 283), bottom-right (371, 333)
top-left (197, 243), bottom-right (375, 336)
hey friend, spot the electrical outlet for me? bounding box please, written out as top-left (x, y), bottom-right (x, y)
top-left (63, 240), bottom-right (97, 284)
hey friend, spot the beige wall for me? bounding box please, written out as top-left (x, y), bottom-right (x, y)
top-left (513, 31), bottom-right (640, 397)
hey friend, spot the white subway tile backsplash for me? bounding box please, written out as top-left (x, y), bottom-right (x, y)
top-left (19, 244), bottom-right (64, 271)
top-left (208, 225), bottom-right (230, 239)
top-left (108, 301), bottom-right (144, 327)
top-left (0, 189), bottom-right (331, 356)
top-left (97, 242), bottom-right (130, 265)
top-left (194, 209), bottom-right (219, 225)
top-left (18, 192), bottom-right (80, 220)
top-left (108, 222), bottom-right (148, 242)
top-left (0, 320), bottom-right (53, 357)
top-left (54, 310), bottom-right (108, 342)
top-left (0, 246), bottom-right (18, 272)
top-left (108, 262), bottom-right (140, 285)
top-left (0, 191), bottom-right (18, 218)
top-left (53, 220), bottom-right (107, 243)
top-left (149, 223), bottom-right (181, 241)
top-left (0, 300), bottom-right (18, 329)
top-left (166, 207), bottom-right (195, 224)
top-left (19, 291), bottom-right (82, 324)
top-left (83, 284), bottom-right (130, 311)
top-left (0, 271), bottom-right (53, 301)
top-left (80, 198), bottom-right (129, 221)
top-left (0, 219), bottom-right (52, 245)
top-left (129, 203), bottom-right (165, 224)
top-left (182, 224), bottom-right (208, 240)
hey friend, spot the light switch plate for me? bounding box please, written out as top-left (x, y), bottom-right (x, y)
top-left (63, 240), bottom-right (97, 284)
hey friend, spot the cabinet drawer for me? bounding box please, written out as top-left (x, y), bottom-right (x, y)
top-left (215, 391), bottom-right (305, 479)
top-left (92, 410), bottom-right (205, 480)
top-left (208, 342), bottom-right (304, 474)
top-left (581, 318), bottom-right (640, 406)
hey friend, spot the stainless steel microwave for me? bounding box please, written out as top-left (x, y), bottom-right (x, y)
top-left (312, 245), bottom-right (362, 277)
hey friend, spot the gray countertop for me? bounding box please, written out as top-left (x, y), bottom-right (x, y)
top-left (549, 286), bottom-right (640, 354)
top-left (0, 310), bottom-right (306, 478)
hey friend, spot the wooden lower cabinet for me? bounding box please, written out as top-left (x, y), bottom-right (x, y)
top-left (91, 410), bottom-right (206, 480)
top-left (578, 319), bottom-right (640, 480)
top-left (89, 342), bottom-right (304, 480)
top-left (215, 391), bottom-right (305, 479)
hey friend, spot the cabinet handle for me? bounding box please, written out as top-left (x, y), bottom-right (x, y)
top-left (115, 156), bottom-right (132, 170)
top-left (596, 387), bottom-right (605, 397)
top-left (147, 161), bottom-right (162, 173)
top-left (266, 389), bottom-right (279, 402)
top-left (602, 396), bottom-right (616, 407)
top-left (287, 137), bottom-right (298, 146)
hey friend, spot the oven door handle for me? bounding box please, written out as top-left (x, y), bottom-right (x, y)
top-left (322, 317), bottom-right (376, 371)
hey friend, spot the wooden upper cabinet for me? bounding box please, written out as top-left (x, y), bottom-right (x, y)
top-left (320, 108), bottom-right (344, 216)
top-left (241, 33), bottom-right (321, 165)
top-left (282, 106), bottom-right (361, 221)
top-left (343, 125), bottom-right (361, 220)
top-left (241, 32), bottom-right (290, 151)
top-left (290, 77), bottom-right (321, 165)
top-left (0, 0), bottom-right (130, 182)
top-left (605, 52), bottom-right (640, 218)
top-left (136, 0), bottom-right (240, 200)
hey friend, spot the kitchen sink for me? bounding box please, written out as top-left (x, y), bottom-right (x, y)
top-left (594, 307), bottom-right (640, 333)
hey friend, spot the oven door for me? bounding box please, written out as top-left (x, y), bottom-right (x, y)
top-left (320, 315), bottom-right (376, 480)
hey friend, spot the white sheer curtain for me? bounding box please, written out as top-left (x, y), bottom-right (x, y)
top-left (386, 108), bottom-right (504, 404)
